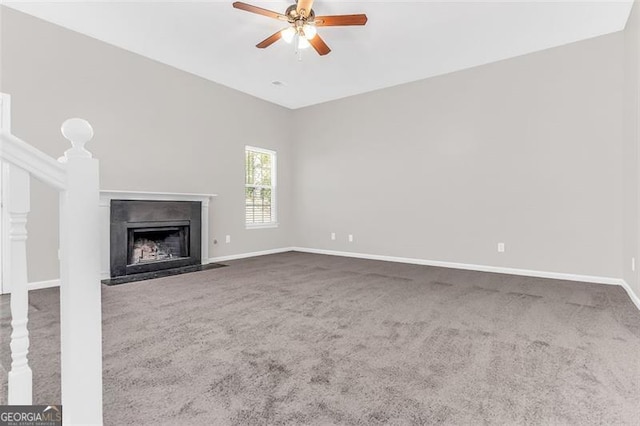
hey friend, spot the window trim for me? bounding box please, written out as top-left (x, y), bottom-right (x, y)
top-left (245, 145), bottom-right (278, 229)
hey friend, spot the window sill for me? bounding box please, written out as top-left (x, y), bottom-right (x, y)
top-left (246, 223), bottom-right (279, 230)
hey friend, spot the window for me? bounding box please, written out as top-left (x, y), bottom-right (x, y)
top-left (245, 146), bottom-right (277, 228)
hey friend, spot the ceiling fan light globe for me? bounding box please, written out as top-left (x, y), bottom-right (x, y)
top-left (303, 24), bottom-right (317, 40)
top-left (281, 27), bottom-right (296, 44)
top-left (297, 36), bottom-right (311, 49)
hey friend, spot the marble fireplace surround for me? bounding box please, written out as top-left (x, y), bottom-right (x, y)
top-left (100, 190), bottom-right (217, 279)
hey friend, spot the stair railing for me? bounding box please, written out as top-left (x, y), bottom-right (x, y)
top-left (0, 118), bottom-right (103, 425)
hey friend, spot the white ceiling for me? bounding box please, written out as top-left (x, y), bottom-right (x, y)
top-left (3, 1), bottom-right (634, 109)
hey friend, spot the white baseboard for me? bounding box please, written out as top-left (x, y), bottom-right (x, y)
top-left (620, 280), bottom-right (640, 311)
top-left (28, 279), bottom-right (60, 291)
top-left (209, 247), bottom-right (294, 263)
top-left (18, 247), bottom-right (640, 311)
top-left (291, 247), bottom-right (625, 286)
top-left (292, 247), bottom-right (640, 311)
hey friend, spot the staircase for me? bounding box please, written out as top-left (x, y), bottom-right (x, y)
top-left (0, 93), bottom-right (103, 425)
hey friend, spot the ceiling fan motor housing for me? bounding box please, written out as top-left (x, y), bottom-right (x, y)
top-left (285, 4), bottom-right (315, 23)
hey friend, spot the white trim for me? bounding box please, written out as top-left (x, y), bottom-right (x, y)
top-left (0, 93), bottom-right (9, 295)
top-left (291, 247), bottom-right (625, 286)
top-left (0, 131), bottom-right (67, 191)
top-left (293, 247), bottom-right (640, 310)
top-left (0, 164), bottom-right (7, 294)
top-left (246, 223), bottom-right (279, 230)
top-left (245, 146), bottom-right (276, 156)
top-left (0, 93), bottom-right (10, 133)
top-left (621, 280), bottom-right (640, 310)
top-left (209, 247), bottom-right (293, 263)
top-left (27, 279), bottom-right (60, 291)
top-left (30, 249), bottom-right (640, 311)
top-left (99, 190), bottom-right (217, 206)
top-left (212, 246), bottom-right (639, 310)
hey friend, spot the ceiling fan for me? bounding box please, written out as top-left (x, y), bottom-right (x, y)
top-left (232, 0), bottom-right (368, 56)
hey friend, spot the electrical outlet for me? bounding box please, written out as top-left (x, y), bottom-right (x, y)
top-left (497, 243), bottom-right (505, 253)
top-left (331, 232), bottom-right (336, 241)
top-left (348, 234), bottom-right (354, 243)
top-left (225, 235), bottom-right (231, 244)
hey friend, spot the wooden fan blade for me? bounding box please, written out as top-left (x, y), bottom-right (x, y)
top-left (256, 30), bottom-right (283, 49)
top-left (309, 34), bottom-right (331, 56)
top-left (315, 14), bottom-right (368, 26)
top-left (232, 2), bottom-right (288, 21)
top-left (296, 0), bottom-right (315, 18)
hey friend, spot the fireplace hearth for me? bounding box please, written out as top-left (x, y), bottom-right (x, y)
top-left (110, 200), bottom-right (202, 278)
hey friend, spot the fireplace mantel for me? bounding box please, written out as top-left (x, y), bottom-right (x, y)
top-left (100, 190), bottom-right (217, 206)
top-left (99, 190), bottom-right (217, 279)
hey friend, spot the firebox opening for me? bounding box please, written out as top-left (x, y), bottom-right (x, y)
top-left (127, 226), bottom-right (189, 266)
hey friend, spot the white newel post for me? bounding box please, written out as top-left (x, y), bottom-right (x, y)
top-left (7, 164), bottom-right (32, 404)
top-left (58, 119), bottom-right (103, 425)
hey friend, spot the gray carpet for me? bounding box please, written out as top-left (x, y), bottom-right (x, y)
top-left (1, 251), bottom-right (639, 425)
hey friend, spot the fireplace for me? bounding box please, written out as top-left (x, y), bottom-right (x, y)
top-left (110, 200), bottom-right (201, 278)
top-left (128, 223), bottom-right (189, 265)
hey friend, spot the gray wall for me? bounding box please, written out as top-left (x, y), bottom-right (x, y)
top-left (0, 7), bottom-right (294, 282)
top-left (1, 5), bottom-right (637, 291)
top-left (292, 33), bottom-right (625, 279)
top-left (623, 1), bottom-right (640, 296)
